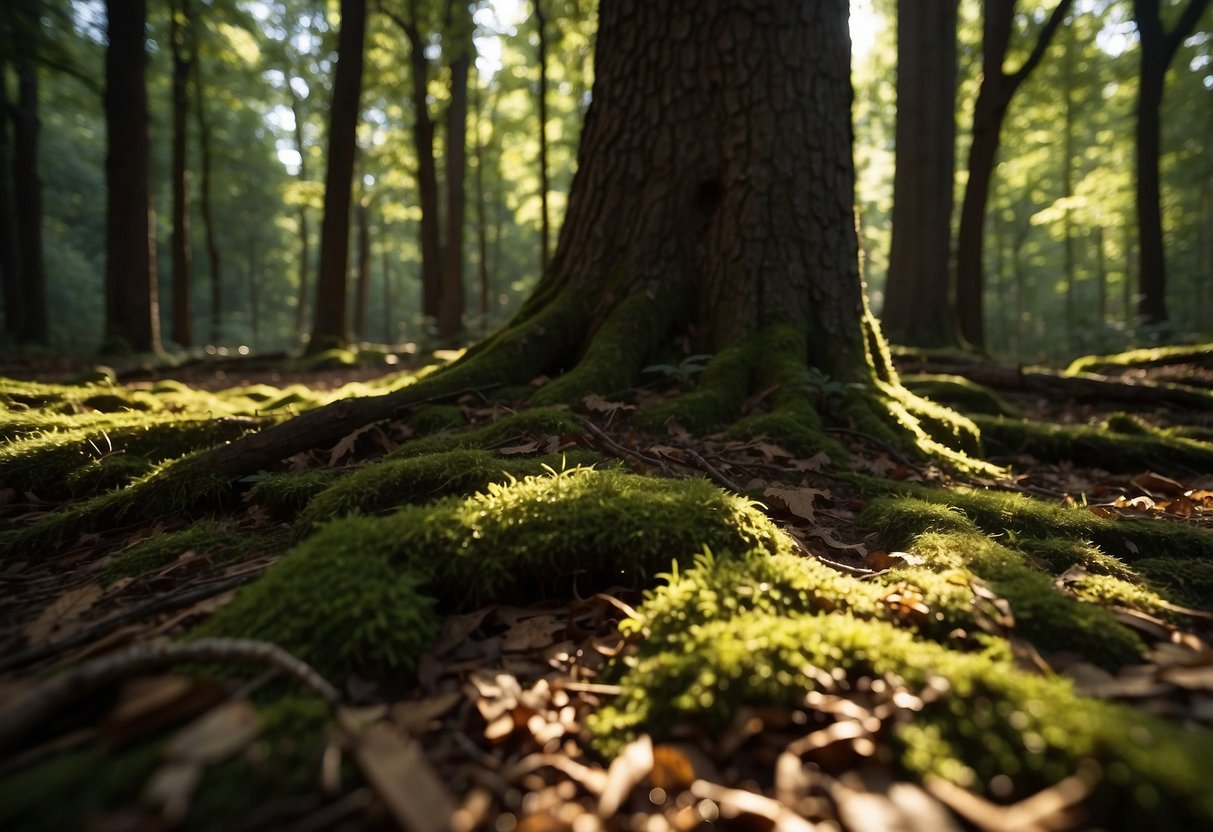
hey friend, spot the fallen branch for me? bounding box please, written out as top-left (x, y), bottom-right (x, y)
top-left (0, 638), bottom-right (341, 754)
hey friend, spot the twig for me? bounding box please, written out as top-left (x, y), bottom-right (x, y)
top-left (0, 638), bottom-right (341, 753)
top-left (0, 572), bottom-right (261, 674)
top-left (823, 426), bottom-right (920, 471)
top-left (572, 414), bottom-right (669, 473)
top-left (681, 447), bottom-right (745, 493)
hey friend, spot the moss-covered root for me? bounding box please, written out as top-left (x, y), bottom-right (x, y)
top-left (592, 607), bottom-right (1213, 828)
top-left (101, 520), bottom-right (273, 584)
top-left (194, 469), bottom-right (791, 681)
top-left (902, 374), bottom-right (1023, 417)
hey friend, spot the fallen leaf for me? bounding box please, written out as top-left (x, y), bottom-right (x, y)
top-left (354, 722), bottom-right (456, 832)
top-left (431, 608), bottom-right (493, 655)
top-left (499, 440), bottom-right (541, 455)
top-left (328, 423), bottom-right (381, 466)
top-left (164, 700), bottom-right (261, 764)
top-left (651, 744), bottom-right (696, 791)
top-left (502, 615), bottom-right (565, 652)
top-left (763, 486), bottom-right (827, 522)
top-left (582, 394), bottom-right (635, 415)
top-left (1133, 472), bottom-right (1186, 498)
top-left (102, 675), bottom-right (226, 749)
top-left (598, 735), bottom-right (654, 817)
top-left (26, 582), bottom-right (104, 645)
top-left (391, 691), bottom-right (464, 734)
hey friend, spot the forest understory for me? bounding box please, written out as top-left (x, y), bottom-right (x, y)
top-left (1, 343), bottom-right (1212, 832)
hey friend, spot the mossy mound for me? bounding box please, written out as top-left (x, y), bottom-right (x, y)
top-left (972, 413), bottom-right (1213, 474)
top-left (194, 468), bottom-right (787, 681)
top-left (593, 605), bottom-right (1213, 828)
top-left (1065, 342), bottom-right (1213, 375)
top-left (246, 467), bottom-right (351, 519)
top-left (101, 520), bottom-right (272, 584)
top-left (294, 448), bottom-right (604, 534)
top-left (902, 374), bottom-right (1022, 417)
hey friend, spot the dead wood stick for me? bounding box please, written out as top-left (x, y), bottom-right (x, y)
top-left (823, 426), bottom-right (921, 471)
top-left (572, 414), bottom-right (670, 473)
top-left (0, 638), bottom-right (341, 754)
top-left (681, 447), bottom-right (745, 493)
top-left (0, 572), bottom-right (261, 674)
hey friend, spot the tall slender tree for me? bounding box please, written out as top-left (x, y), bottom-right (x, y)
top-left (438, 0), bottom-right (471, 340)
top-left (169, 0), bottom-right (194, 348)
top-left (881, 0), bottom-right (960, 348)
top-left (534, 0), bottom-right (551, 277)
top-left (308, 0), bottom-right (367, 352)
top-left (193, 28), bottom-right (223, 345)
top-left (102, 0), bottom-right (160, 354)
top-left (11, 0), bottom-right (48, 345)
top-left (955, 0), bottom-right (1072, 348)
top-left (1130, 0), bottom-right (1211, 325)
top-left (0, 32), bottom-right (22, 343)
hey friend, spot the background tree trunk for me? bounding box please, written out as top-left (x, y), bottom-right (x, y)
top-left (102, 0), bottom-right (160, 354)
top-left (1130, 0), bottom-right (1210, 326)
top-left (473, 72), bottom-right (491, 336)
top-left (169, 0), bottom-right (193, 349)
top-left (290, 88), bottom-right (310, 342)
top-left (438, 13), bottom-right (469, 341)
top-left (955, 0), bottom-right (1072, 348)
top-left (881, 0), bottom-right (959, 348)
top-left (0, 49), bottom-right (22, 343)
top-left (354, 197), bottom-right (371, 341)
top-left (534, 0), bottom-right (550, 278)
top-left (308, 0), bottom-right (366, 353)
top-left (12, 0), bottom-right (47, 346)
top-left (192, 36), bottom-right (223, 346)
top-left (389, 5), bottom-right (443, 324)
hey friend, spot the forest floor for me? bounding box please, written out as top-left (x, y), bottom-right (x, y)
top-left (1, 345), bottom-right (1212, 831)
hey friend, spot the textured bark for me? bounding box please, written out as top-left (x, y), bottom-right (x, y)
top-left (1130, 0), bottom-right (1210, 325)
top-left (194, 52), bottom-right (223, 345)
top-left (246, 236), bottom-right (260, 349)
top-left (169, 0), bottom-right (194, 348)
top-left (353, 198), bottom-right (371, 340)
top-left (1061, 22), bottom-right (1075, 349)
top-left (881, 0), bottom-right (959, 348)
top-left (534, 0), bottom-right (551, 277)
top-left (955, 0), bottom-right (1072, 348)
top-left (0, 50), bottom-right (17, 342)
top-left (438, 11), bottom-right (469, 341)
top-left (388, 4), bottom-right (443, 322)
top-left (473, 74), bottom-right (491, 334)
top-left (538, 0), bottom-right (864, 375)
top-left (381, 231), bottom-right (392, 343)
top-left (290, 90), bottom-right (310, 340)
top-left (12, 0), bottom-right (47, 345)
top-left (308, 0), bottom-right (366, 352)
top-left (103, 0), bottom-right (161, 354)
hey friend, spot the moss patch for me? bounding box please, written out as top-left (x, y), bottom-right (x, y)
top-left (101, 521), bottom-right (270, 584)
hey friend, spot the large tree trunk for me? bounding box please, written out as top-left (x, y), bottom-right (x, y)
top-left (955, 0), bottom-right (1072, 348)
top-left (12, 0), bottom-right (47, 346)
top-left (534, 0), bottom-right (551, 278)
top-left (1130, 0), bottom-right (1210, 326)
top-left (194, 53), bottom-right (223, 346)
top-left (1061, 21), bottom-right (1076, 351)
top-left (438, 4), bottom-right (469, 341)
top-left (169, 0), bottom-right (193, 349)
top-left (473, 73), bottom-right (491, 335)
top-left (103, 0), bottom-right (161, 355)
top-left (308, 0), bottom-right (367, 353)
top-left (881, 0), bottom-right (959, 348)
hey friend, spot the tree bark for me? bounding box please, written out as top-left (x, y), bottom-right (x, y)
top-left (534, 0), bottom-right (551, 278)
top-left (290, 89), bottom-right (310, 342)
top-left (1130, 0), bottom-right (1210, 326)
top-left (1061, 20), bottom-right (1076, 351)
top-left (0, 48), bottom-right (17, 344)
top-left (169, 0), bottom-right (194, 349)
top-left (247, 235), bottom-right (259, 349)
top-left (381, 229), bottom-right (392, 344)
top-left (955, 0), bottom-right (1072, 348)
top-left (473, 73), bottom-right (491, 335)
top-left (438, 5), bottom-right (469, 341)
top-left (192, 30), bottom-right (223, 346)
top-left (12, 0), bottom-right (47, 346)
top-left (354, 197), bottom-right (371, 341)
top-left (103, 0), bottom-right (161, 355)
top-left (308, 0), bottom-right (367, 353)
top-left (881, 0), bottom-right (959, 348)
top-left (388, 4), bottom-right (443, 323)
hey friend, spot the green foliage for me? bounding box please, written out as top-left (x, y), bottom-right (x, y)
top-left (643, 354), bottom-right (713, 386)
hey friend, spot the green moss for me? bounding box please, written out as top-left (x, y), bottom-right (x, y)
top-left (388, 407), bottom-right (584, 459)
top-left (101, 521), bottom-right (267, 584)
top-left (65, 452), bottom-right (157, 496)
top-left (634, 343), bottom-right (753, 434)
top-left (197, 469), bottom-right (787, 680)
top-left (902, 374), bottom-right (1022, 417)
top-left (408, 404), bottom-right (466, 435)
top-left (1135, 557), bottom-right (1213, 610)
top-left (592, 606), bottom-right (1213, 827)
top-left (1065, 342), bottom-right (1213, 375)
top-left (246, 468), bottom-right (350, 519)
top-left (973, 413), bottom-right (1213, 474)
top-left (0, 740), bottom-right (163, 831)
top-left (296, 448), bottom-right (603, 534)
top-left (185, 696), bottom-right (334, 832)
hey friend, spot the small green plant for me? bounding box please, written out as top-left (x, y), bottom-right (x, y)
top-left (643, 354), bottom-right (713, 386)
top-left (796, 366), bottom-right (847, 401)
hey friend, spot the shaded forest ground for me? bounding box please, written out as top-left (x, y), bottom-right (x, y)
top-left (1, 343), bottom-right (1212, 831)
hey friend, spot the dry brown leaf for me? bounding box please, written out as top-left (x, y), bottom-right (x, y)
top-left (328, 423), bottom-right (380, 467)
top-left (499, 439), bottom-right (541, 455)
top-left (1133, 472), bottom-right (1187, 498)
top-left (102, 675), bottom-right (226, 748)
top-left (26, 582), bottom-right (104, 645)
top-left (354, 722), bottom-right (456, 832)
top-left (651, 744), bottom-right (696, 791)
top-left (431, 608), bottom-right (493, 655)
top-left (764, 486), bottom-right (827, 522)
top-left (598, 734), bottom-right (654, 817)
top-left (502, 615), bottom-right (565, 652)
top-left (164, 699), bottom-right (261, 764)
top-left (802, 526), bottom-right (867, 555)
top-left (582, 394), bottom-right (635, 415)
top-left (391, 691), bottom-right (464, 734)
